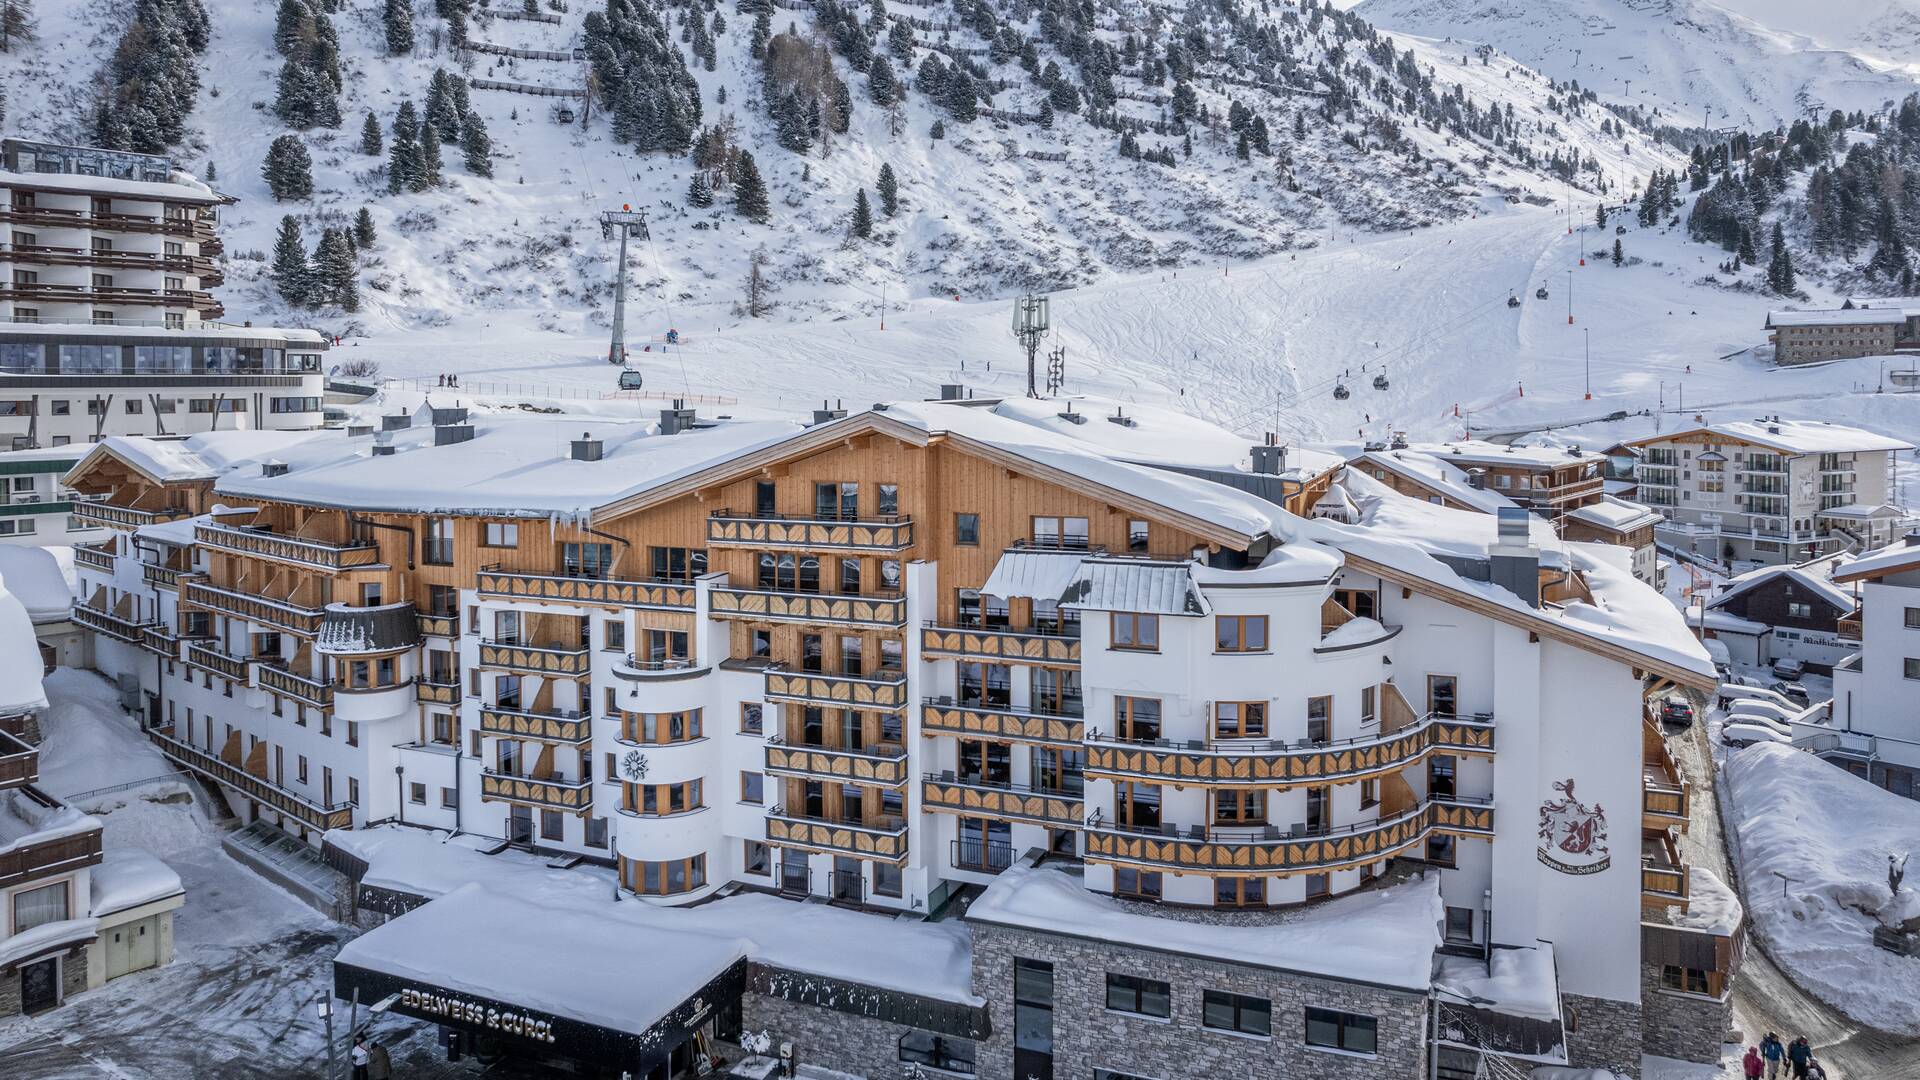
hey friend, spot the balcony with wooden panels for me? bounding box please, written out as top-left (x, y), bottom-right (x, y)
top-left (1084, 713), bottom-right (1495, 789)
top-left (920, 622), bottom-right (1080, 666)
top-left (765, 807), bottom-right (909, 863)
top-left (74, 544), bottom-right (115, 572)
top-left (0, 729), bottom-right (36, 791)
top-left (1838, 607), bottom-right (1862, 642)
top-left (0, 242), bottom-right (221, 282)
top-left (185, 642), bottom-right (252, 685)
top-left (479, 705), bottom-right (591, 745)
top-left (706, 510), bottom-right (915, 553)
top-left (257, 664), bottom-right (334, 710)
top-left (476, 567), bottom-right (693, 611)
top-left (764, 666), bottom-right (910, 711)
top-left (146, 725), bottom-right (353, 834)
top-left (183, 581), bottom-right (323, 635)
top-left (141, 562), bottom-right (199, 590)
top-left (416, 612), bottom-right (458, 638)
top-left (139, 624), bottom-right (188, 659)
top-left (478, 639), bottom-right (592, 677)
top-left (921, 698), bottom-right (1085, 748)
top-left (1643, 729), bottom-right (1690, 832)
top-left (415, 680), bottom-right (460, 706)
top-left (1082, 796), bottom-right (1494, 875)
top-left (0, 787), bottom-right (103, 890)
top-left (73, 499), bottom-right (191, 531)
top-left (1642, 832), bottom-right (1691, 910)
top-left (72, 602), bottom-right (153, 642)
top-left (480, 770), bottom-right (593, 812)
top-left (922, 773), bottom-right (1084, 828)
top-left (194, 523), bottom-right (378, 571)
top-left (710, 585), bottom-right (906, 628)
top-left (764, 736), bottom-right (910, 786)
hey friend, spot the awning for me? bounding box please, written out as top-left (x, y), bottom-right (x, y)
top-left (981, 549), bottom-right (1086, 602)
top-left (1061, 558), bottom-right (1208, 616)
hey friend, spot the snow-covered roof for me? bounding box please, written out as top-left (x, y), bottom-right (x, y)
top-left (0, 445), bottom-right (87, 469)
top-left (980, 549), bottom-right (1086, 601)
top-left (1635, 420), bottom-right (1912, 456)
top-left (0, 791), bottom-right (97, 850)
top-left (1767, 308), bottom-right (1908, 327)
top-left (1350, 448), bottom-right (1520, 515)
top-left (1817, 502), bottom-right (1907, 520)
top-left (1710, 562), bottom-right (1854, 615)
top-left (1686, 605), bottom-right (1769, 636)
top-left (0, 166), bottom-right (224, 203)
top-left (968, 863), bottom-right (1443, 991)
top-left (0, 916), bottom-right (99, 971)
top-left (1834, 537), bottom-right (1920, 583)
top-left (0, 322), bottom-right (326, 344)
top-left (90, 848), bottom-right (185, 918)
top-left (1655, 866), bottom-right (1742, 938)
top-left (1060, 557), bottom-right (1209, 616)
top-left (0, 545), bottom-right (74, 623)
top-left (75, 429), bottom-right (343, 485)
top-left (1564, 496), bottom-right (1660, 534)
top-left (0, 568), bottom-right (48, 714)
top-left (1433, 943), bottom-right (1560, 1023)
top-left (981, 395), bottom-right (1344, 481)
top-left (1420, 439), bottom-right (1601, 470)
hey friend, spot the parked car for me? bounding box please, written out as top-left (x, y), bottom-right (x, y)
top-left (1659, 697), bottom-right (1695, 727)
top-left (1716, 677), bottom-right (1769, 709)
top-left (1724, 712), bottom-right (1792, 737)
top-left (1719, 698), bottom-right (1800, 726)
top-left (1770, 658), bottom-right (1806, 680)
top-left (1722, 685), bottom-right (1799, 713)
top-left (1769, 680), bottom-right (1812, 707)
top-left (1722, 721), bottom-right (1793, 747)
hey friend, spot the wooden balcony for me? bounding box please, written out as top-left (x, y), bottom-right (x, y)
top-left (0, 729), bottom-right (36, 791)
top-left (73, 500), bottom-right (190, 531)
top-left (1643, 742), bottom-right (1690, 832)
top-left (764, 736), bottom-right (910, 786)
top-left (922, 773), bottom-right (1084, 828)
top-left (183, 581), bottom-right (323, 635)
top-left (72, 602), bottom-right (152, 642)
top-left (479, 706), bottom-right (591, 745)
top-left (1838, 607), bottom-right (1862, 642)
top-left (1085, 713), bottom-right (1496, 789)
top-left (139, 624), bottom-right (187, 659)
top-left (707, 510), bottom-right (915, 553)
top-left (415, 679), bottom-right (460, 706)
top-left (146, 726), bottom-right (353, 834)
top-left (415, 612), bottom-right (458, 638)
top-left (0, 207), bottom-right (217, 242)
top-left (710, 585), bottom-right (906, 627)
top-left (0, 791), bottom-right (103, 889)
top-left (194, 523), bottom-right (378, 571)
top-left (1643, 833), bottom-right (1691, 909)
top-left (480, 770), bottom-right (593, 812)
top-left (476, 568), bottom-right (693, 611)
top-left (185, 642), bottom-right (252, 685)
top-left (141, 562), bottom-right (198, 590)
top-left (1083, 797), bottom-right (1495, 875)
top-left (920, 623), bottom-right (1080, 666)
top-left (921, 699), bottom-right (1084, 748)
top-left (478, 639), bottom-right (591, 677)
top-left (0, 282), bottom-right (220, 311)
top-left (74, 544), bottom-right (115, 572)
top-left (765, 807), bottom-right (909, 863)
top-left (257, 664), bottom-right (334, 710)
top-left (764, 667), bottom-right (909, 711)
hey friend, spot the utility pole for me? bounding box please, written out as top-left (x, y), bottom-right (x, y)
top-left (1566, 269), bottom-right (1574, 325)
top-left (601, 206), bottom-right (650, 366)
top-left (1010, 293), bottom-right (1051, 398)
top-left (1584, 327), bottom-right (1591, 400)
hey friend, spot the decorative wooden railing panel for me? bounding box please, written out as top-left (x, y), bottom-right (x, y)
top-left (139, 625), bottom-right (186, 658)
top-left (921, 701), bottom-right (1084, 747)
top-left (147, 726), bottom-right (354, 834)
top-left (186, 643), bottom-right (252, 684)
top-left (194, 524), bottom-right (378, 571)
top-left (415, 680), bottom-right (460, 705)
top-left (1838, 608), bottom-right (1862, 641)
top-left (476, 569), bottom-right (693, 611)
top-left (765, 810), bottom-right (909, 862)
top-left (258, 665), bottom-right (334, 710)
top-left (0, 821), bottom-right (103, 890)
top-left (0, 730), bottom-right (36, 790)
top-left (920, 625), bottom-right (1080, 665)
top-left (1643, 863), bottom-right (1690, 907)
top-left (764, 668), bottom-right (909, 710)
top-left (922, 776), bottom-right (1083, 827)
top-left (141, 563), bottom-right (198, 590)
top-left (764, 739), bottom-right (909, 786)
top-left (72, 603), bottom-right (151, 642)
top-left (707, 513), bottom-right (914, 552)
top-left (710, 586), bottom-right (906, 627)
top-left (479, 707), bottom-right (591, 744)
top-left (73, 501), bottom-right (190, 530)
top-left (478, 641), bottom-right (591, 676)
top-left (480, 770), bottom-right (593, 811)
top-left (74, 545), bottom-right (115, 572)
top-left (416, 613), bottom-right (458, 638)
top-left (183, 581), bottom-right (323, 635)
top-left (1085, 715), bottom-right (1495, 789)
top-left (1083, 798), bottom-right (1494, 874)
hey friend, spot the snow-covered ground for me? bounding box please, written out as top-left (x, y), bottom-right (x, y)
top-left (1722, 740), bottom-right (1920, 1037)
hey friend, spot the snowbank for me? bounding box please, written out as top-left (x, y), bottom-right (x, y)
top-left (1724, 742), bottom-right (1920, 1034)
top-left (0, 545), bottom-right (75, 623)
top-left (0, 560), bottom-right (46, 715)
top-left (33, 668), bottom-right (178, 800)
top-left (1434, 943), bottom-right (1561, 1022)
top-left (91, 847), bottom-right (185, 917)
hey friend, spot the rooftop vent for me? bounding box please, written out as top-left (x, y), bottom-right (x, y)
top-left (1250, 433), bottom-right (1287, 476)
top-left (346, 424), bottom-right (373, 437)
top-left (433, 424), bottom-right (475, 447)
top-left (659, 399), bottom-right (697, 436)
top-left (811, 399), bottom-right (848, 426)
top-left (1768, 424), bottom-right (1781, 434)
top-left (1466, 467), bottom-right (1486, 490)
top-left (371, 442), bottom-right (396, 457)
top-left (571, 431), bottom-right (603, 462)
top-left (381, 409), bottom-right (411, 432)
top-left (432, 405), bottom-right (469, 427)
top-left (1057, 401), bottom-right (1087, 425)
top-left (939, 383), bottom-right (969, 401)
top-left (1107, 406), bottom-right (1137, 428)
top-left (261, 462), bottom-right (289, 478)
top-left (1490, 506), bottom-right (1540, 608)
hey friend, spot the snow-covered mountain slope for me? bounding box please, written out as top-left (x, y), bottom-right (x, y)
top-left (1708, 0), bottom-right (1920, 69)
top-left (1352, 0), bottom-right (1920, 131)
top-left (0, 0), bottom-right (1679, 337)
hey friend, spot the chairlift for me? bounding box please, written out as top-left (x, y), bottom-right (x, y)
top-left (1333, 383), bottom-right (1350, 400)
top-left (618, 366), bottom-right (644, 390)
top-left (1372, 374), bottom-right (1389, 390)
top-left (1534, 286), bottom-right (1550, 300)
top-left (1506, 295), bottom-right (1521, 308)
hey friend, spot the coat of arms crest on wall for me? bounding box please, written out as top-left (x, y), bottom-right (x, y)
top-left (1537, 778), bottom-right (1610, 875)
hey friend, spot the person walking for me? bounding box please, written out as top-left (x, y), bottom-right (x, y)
top-left (350, 1033), bottom-right (370, 1080)
top-left (1743, 1046), bottom-right (1764, 1079)
top-left (367, 1038), bottom-right (392, 1080)
top-left (1761, 1031), bottom-right (1784, 1079)
top-left (1787, 1035), bottom-right (1812, 1080)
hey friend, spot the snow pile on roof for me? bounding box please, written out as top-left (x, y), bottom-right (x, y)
top-left (0, 916), bottom-right (100, 971)
top-left (1711, 562), bottom-right (1854, 615)
top-left (967, 863), bottom-right (1443, 990)
top-left (33, 668), bottom-right (182, 801)
top-left (337, 883), bottom-right (749, 1038)
top-left (1833, 536), bottom-right (1920, 583)
top-left (1434, 943), bottom-right (1560, 1022)
top-left (1320, 616), bottom-right (1390, 648)
top-left (1663, 866), bottom-right (1743, 938)
top-left (0, 790), bottom-right (99, 851)
top-left (81, 429), bottom-right (343, 484)
top-left (1667, 419), bottom-right (1912, 455)
top-left (91, 847), bottom-right (185, 917)
top-left (1564, 496), bottom-right (1660, 534)
top-left (1325, 468), bottom-right (1565, 566)
top-left (0, 561), bottom-right (48, 715)
top-left (1724, 741), bottom-right (1920, 1035)
top-left (134, 512), bottom-right (209, 548)
top-left (1061, 558), bottom-right (1209, 616)
top-left (0, 544), bottom-right (75, 622)
top-left (1766, 308), bottom-right (1908, 327)
top-left (1425, 439), bottom-right (1600, 469)
top-left (981, 395), bottom-right (1343, 480)
top-left (1555, 545), bottom-right (1716, 675)
top-left (1354, 448), bottom-right (1521, 515)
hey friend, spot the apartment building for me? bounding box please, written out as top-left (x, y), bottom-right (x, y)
top-left (1767, 302), bottom-right (1920, 365)
top-left (1799, 539), bottom-right (1920, 798)
top-left (1622, 419), bottom-right (1912, 567)
top-left (1420, 441), bottom-right (1606, 521)
top-left (68, 396), bottom-right (1734, 1077)
top-left (0, 446), bottom-right (105, 545)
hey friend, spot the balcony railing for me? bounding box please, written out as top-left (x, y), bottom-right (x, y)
top-left (73, 500), bottom-right (191, 530)
top-left (764, 735), bottom-right (909, 786)
top-left (951, 837), bottom-right (1015, 874)
top-left (0, 791), bottom-right (102, 890)
top-left (139, 624), bottom-right (188, 659)
top-left (1643, 833), bottom-right (1691, 908)
top-left (478, 639), bottom-right (592, 676)
top-left (765, 806), bottom-right (909, 862)
top-left (707, 509), bottom-right (915, 552)
top-left (763, 666), bottom-right (910, 711)
top-left (1084, 713), bottom-right (1495, 788)
top-left (480, 769), bottom-right (593, 812)
top-left (921, 698), bottom-right (1085, 747)
top-left (72, 602), bottom-right (153, 642)
top-left (0, 729), bottom-right (36, 790)
top-left (476, 567), bottom-right (693, 610)
top-left (479, 705), bottom-right (591, 744)
top-left (415, 679), bottom-right (460, 706)
top-left (141, 562), bottom-right (198, 590)
top-left (710, 585), bottom-right (906, 627)
top-left (194, 523), bottom-right (378, 571)
top-left (257, 664), bottom-right (334, 710)
top-left (185, 642), bottom-right (252, 685)
top-left (920, 622), bottom-right (1081, 665)
top-left (415, 612), bottom-right (458, 638)
top-left (1643, 741), bottom-right (1690, 830)
top-left (1838, 607), bottom-right (1863, 642)
top-left (183, 581), bottom-right (324, 635)
top-left (923, 773), bottom-right (1084, 828)
top-left (74, 544), bottom-right (115, 572)
top-left (146, 726), bottom-right (353, 834)
top-left (1082, 796), bottom-right (1494, 874)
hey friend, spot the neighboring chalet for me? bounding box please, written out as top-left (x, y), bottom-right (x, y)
top-left (1561, 498), bottom-right (1662, 586)
top-left (1799, 540), bottom-right (1920, 798)
top-left (1766, 300), bottom-right (1920, 366)
top-left (1421, 441), bottom-right (1607, 521)
top-left (1698, 556), bottom-right (1856, 676)
top-left (1347, 448), bottom-right (1518, 513)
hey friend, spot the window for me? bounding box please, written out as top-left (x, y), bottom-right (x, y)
top-left (1127, 518), bottom-right (1150, 552)
top-left (619, 710), bottom-right (703, 744)
top-left (1114, 866), bottom-right (1161, 899)
top-left (11, 880), bottom-right (68, 933)
top-left (541, 808), bottom-right (565, 841)
top-left (954, 512), bottom-right (980, 546)
top-left (603, 619), bottom-right (625, 651)
top-left (441, 787), bottom-right (457, 810)
top-left (1304, 1007), bottom-right (1377, 1055)
top-left (1786, 602), bottom-right (1811, 619)
top-left (1203, 990), bottom-right (1271, 1037)
top-left (349, 777), bottom-right (360, 805)
top-left (1445, 906), bottom-right (1475, 943)
top-left (873, 861), bottom-right (903, 898)
top-left (586, 816), bottom-right (608, 848)
top-left (1427, 833), bottom-right (1457, 867)
top-left (740, 702), bottom-right (764, 734)
top-left (898, 1032), bottom-right (974, 1075)
top-left (1114, 697), bottom-right (1161, 742)
top-left (1905, 658), bottom-right (1920, 681)
top-left (743, 840), bottom-right (771, 876)
top-left (409, 782), bottom-right (427, 805)
top-left (1360, 685), bottom-right (1376, 725)
top-left (1111, 612), bottom-right (1159, 651)
top-left (1307, 696), bottom-right (1331, 744)
top-left (1660, 964), bottom-right (1713, 996)
top-left (740, 771), bottom-right (764, 804)
top-left (877, 483), bottom-right (899, 517)
top-left (1105, 972), bottom-right (1171, 1018)
top-left (622, 779), bottom-right (704, 816)
top-left (297, 755), bottom-right (308, 783)
top-left (1215, 614), bottom-right (1268, 652)
top-left (1031, 515), bottom-right (1089, 548)
top-left (1214, 701), bottom-right (1266, 740)
top-left (124, 398), bottom-right (143, 414)
top-left (1906, 607), bottom-right (1920, 630)
top-left (423, 518), bottom-right (454, 565)
top-left (622, 854), bottom-right (708, 896)
top-left (483, 522), bottom-right (518, 548)
top-left (563, 541), bottom-right (613, 579)
top-left (1212, 876), bottom-right (1265, 907)
top-left (269, 396), bottom-right (322, 414)
top-left (649, 545), bottom-right (707, 582)
top-left (1359, 778), bottom-right (1379, 809)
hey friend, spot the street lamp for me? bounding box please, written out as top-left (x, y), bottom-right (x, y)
top-left (1584, 328), bottom-right (1592, 400)
top-left (1566, 269), bottom-right (1574, 326)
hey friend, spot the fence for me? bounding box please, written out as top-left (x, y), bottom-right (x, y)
top-left (380, 377), bottom-right (737, 406)
top-left (1023, 149), bottom-right (1068, 162)
top-left (481, 8), bottom-right (564, 23)
top-left (464, 40), bottom-right (583, 62)
top-left (467, 78), bottom-right (587, 98)
top-left (62, 770), bottom-right (191, 804)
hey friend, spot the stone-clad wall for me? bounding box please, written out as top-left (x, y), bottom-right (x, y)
top-left (0, 944), bottom-right (90, 1017)
top-left (739, 992), bottom-right (928, 1080)
top-left (1562, 992), bottom-right (1642, 1079)
top-left (1640, 960), bottom-right (1731, 1064)
top-left (971, 922), bottom-right (1428, 1080)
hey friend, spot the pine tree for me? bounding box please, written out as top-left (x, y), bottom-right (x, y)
top-left (1611, 237), bottom-right (1624, 266)
top-left (1596, 204), bottom-right (1608, 228)
top-left (1736, 224), bottom-right (1757, 265)
top-left (851, 187), bottom-right (873, 239)
top-left (1868, 196), bottom-right (1911, 280)
top-left (460, 109), bottom-right (493, 177)
top-left (733, 151), bottom-right (769, 222)
top-left (1767, 222), bottom-right (1796, 295)
top-left (204, 160), bottom-right (216, 182)
top-left (0, 0), bottom-right (35, 53)
top-left (388, 101), bottom-right (421, 193)
top-left (868, 56), bottom-right (896, 106)
top-left (427, 69), bottom-right (462, 143)
top-left (687, 171), bottom-right (714, 207)
top-left (930, 119), bottom-right (944, 140)
top-left (354, 206), bottom-right (377, 248)
top-left (360, 111), bottom-right (383, 155)
top-left (315, 227), bottom-right (359, 311)
top-left (1038, 98), bottom-right (1053, 129)
top-left (275, 0), bottom-right (311, 55)
top-left (749, 9), bottom-right (771, 58)
top-left (417, 124), bottom-right (444, 190)
top-left (384, 0), bottom-right (414, 54)
top-left (271, 215), bottom-right (311, 306)
top-left (261, 135), bottom-right (314, 201)
top-left (876, 163), bottom-right (898, 217)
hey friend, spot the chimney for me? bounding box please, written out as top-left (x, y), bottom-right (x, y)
top-left (346, 424), bottom-right (373, 437)
top-left (1250, 433), bottom-right (1287, 475)
top-left (811, 399), bottom-right (848, 426)
top-left (939, 383), bottom-right (968, 401)
top-left (1057, 401), bottom-right (1087, 425)
top-left (570, 431), bottom-right (603, 462)
top-left (1107, 406), bottom-right (1136, 428)
top-left (658, 399), bottom-right (697, 436)
top-left (1467, 467), bottom-right (1486, 490)
top-left (260, 462), bottom-right (289, 478)
top-left (381, 409), bottom-right (410, 432)
top-left (433, 405), bottom-right (469, 427)
top-left (433, 424), bottom-right (475, 447)
top-left (1905, 530), bottom-right (1920, 548)
top-left (372, 431), bottom-right (395, 456)
top-left (1489, 506), bottom-right (1540, 607)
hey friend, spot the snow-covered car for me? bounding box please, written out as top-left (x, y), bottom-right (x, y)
top-left (1770, 657), bottom-right (1806, 680)
top-left (1716, 677), bottom-right (1769, 708)
top-left (1722, 722), bottom-right (1793, 747)
top-left (1724, 712), bottom-right (1792, 737)
top-left (1722, 686), bottom-right (1799, 713)
top-left (1720, 698), bottom-right (1799, 726)
top-left (1769, 680), bottom-right (1812, 707)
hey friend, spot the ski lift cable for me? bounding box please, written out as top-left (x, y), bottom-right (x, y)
top-left (640, 224), bottom-right (694, 398)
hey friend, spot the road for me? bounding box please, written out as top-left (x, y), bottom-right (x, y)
top-left (1669, 719), bottom-right (1920, 1078)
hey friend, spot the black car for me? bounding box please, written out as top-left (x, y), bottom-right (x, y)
top-left (1659, 697), bottom-right (1695, 727)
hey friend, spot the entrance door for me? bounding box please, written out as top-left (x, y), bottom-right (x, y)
top-left (508, 805), bottom-right (533, 844)
top-left (20, 958), bottom-right (59, 1014)
top-left (831, 855), bottom-right (863, 903)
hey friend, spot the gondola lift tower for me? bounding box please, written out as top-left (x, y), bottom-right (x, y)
top-left (602, 205), bottom-right (650, 368)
